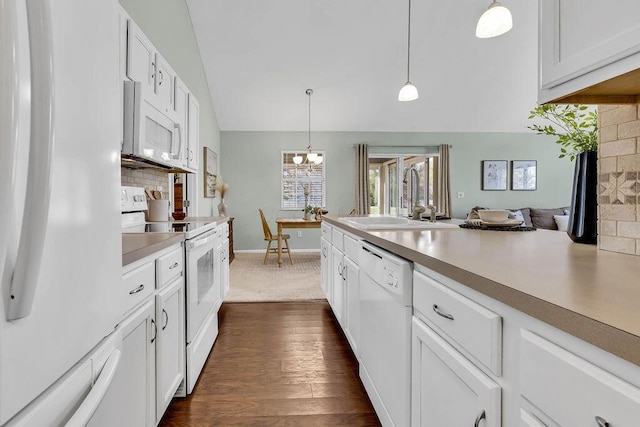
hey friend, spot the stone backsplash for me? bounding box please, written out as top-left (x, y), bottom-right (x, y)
top-left (121, 167), bottom-right (171, 199)
top-left (598, 105), bottom-right (640, 256)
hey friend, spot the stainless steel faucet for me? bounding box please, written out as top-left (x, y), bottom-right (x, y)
top-left (403, 166), bottom-right (422, 219)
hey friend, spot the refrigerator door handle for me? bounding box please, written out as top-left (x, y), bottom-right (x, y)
top-left (7, 0), bottom-right (55, 320)
top-left (65, 349), bottom-right (122, 427)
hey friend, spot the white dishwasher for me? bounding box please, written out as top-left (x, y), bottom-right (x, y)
top-left (359, 242), bottom-right (413, 427)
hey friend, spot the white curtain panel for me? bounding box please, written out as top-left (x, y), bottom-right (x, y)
top-left (438, 144), bottom-right (452, 217)
top-left (355, 144), bottom-right (370, 215)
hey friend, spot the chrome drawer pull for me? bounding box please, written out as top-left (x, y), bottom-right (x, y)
top-left (595, 416), bottom-right (609, 427)
top-left (433, 304), bottom-right (454, 321)
top-left (474, 410), bottom-right (485, 427)
top-left (129, 284), bottom-right (144, 295)
top-left (150, 319), bottom-right (157, 343)
top-left (169, 262), bottom-right (179, 269)
top-left (162, 309), bottom-right (169, 331)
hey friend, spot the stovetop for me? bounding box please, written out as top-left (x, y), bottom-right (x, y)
top-left (122, 220), bottom-right (216, 239)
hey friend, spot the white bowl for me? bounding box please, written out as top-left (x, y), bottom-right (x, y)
top-left (478, 209), bottom-right (509, 223)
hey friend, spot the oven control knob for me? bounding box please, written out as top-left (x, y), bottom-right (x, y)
top-left (386, 272), bottom-right (395, 286)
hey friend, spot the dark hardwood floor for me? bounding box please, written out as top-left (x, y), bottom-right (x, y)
top-left (160, 302), bottom-right (380, 426)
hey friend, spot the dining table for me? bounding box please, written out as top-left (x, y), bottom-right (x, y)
top-left (275, 217), bottom-right (322, 267)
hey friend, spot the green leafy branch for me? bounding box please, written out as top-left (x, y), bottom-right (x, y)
top-left (528, 104), bottom-right (598, 161)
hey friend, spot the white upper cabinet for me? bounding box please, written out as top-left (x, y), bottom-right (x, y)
top-left (539, 0), bottom-right (640, 103)
top-left (126, 19), bottom-right (175, 113)
top-left (187, 94), bottom-right (200, 170)
top-left (174, 78), bottom-right (190, 168)
top-left (126, 20), bottom-right (155, 94)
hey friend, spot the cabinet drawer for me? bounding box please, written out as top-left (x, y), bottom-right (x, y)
top-left (519, 409), bottom-right (546, 427)
top-left (413, 271), bottom-right (502, 375)
top-left (156, 246), bottom-right (183, 289)
top-left (321, 223), bottom-right (332, 243)
top-left (343, 234), bottom-right (359, 261)
top-left (122, 261), bottom-right (154, 313)
top-left (521, 330), bottom-right (640, 427)
top-left (332, 229), bottom-right (344, 251)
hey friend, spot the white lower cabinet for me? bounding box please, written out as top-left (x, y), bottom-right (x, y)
top-left (89, 300), bottom-right (156, 427)
top-left (520, 330), bottom-right (640, 427)
top-left (321, 237), bottom-right (332, 302)
top-left (344, 256), bottom-right (359, 355)
top-left (412, 317), bottom-right (501, 427)
top-left (155, 278), bottom-right (185, 422)
top-left (331, 246), bottom-right (346, 327)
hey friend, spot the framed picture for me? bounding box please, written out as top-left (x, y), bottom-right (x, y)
top-left (203, 147), bottom-right (217, 198)
top-left (482, 160), bottom-right (508, 191)
top-left (511, 160), bottom-right (537, 190)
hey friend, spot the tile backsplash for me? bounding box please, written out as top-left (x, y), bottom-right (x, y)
top-left (121, 167), bottom-right (170, 198)
top-left (598, 105), bottom-right (640, 256)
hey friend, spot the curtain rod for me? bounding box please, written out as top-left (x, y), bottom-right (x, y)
top-left (351, 144), bottom-right (453, 148)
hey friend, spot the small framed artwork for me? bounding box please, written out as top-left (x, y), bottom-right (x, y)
top-left (203, 147), bottom-right (217, 198)
top-left (482, 160), bottom-right (508, 191)
top-left (511, 160), bottom-right (537, 191)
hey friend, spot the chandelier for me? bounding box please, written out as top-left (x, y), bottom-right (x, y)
top-left (293, 89), bottom-right (323, 170)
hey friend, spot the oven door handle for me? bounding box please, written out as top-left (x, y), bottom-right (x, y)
top-left (186, 231), bottom-right (218, 250)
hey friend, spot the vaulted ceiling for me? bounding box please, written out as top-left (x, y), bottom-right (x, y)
top-left (186, 0), bottom-right (538, 133)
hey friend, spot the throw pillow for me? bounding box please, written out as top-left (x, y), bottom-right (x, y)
top-left (508, 209), bottom-right (528, 227)
top-left (554, 214), bottom-right (570, 232)
top-left (530, 207), bottom-right (566, 230)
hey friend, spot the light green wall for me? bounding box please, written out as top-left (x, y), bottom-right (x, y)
top-left (221, 131), bottom-right (574, 251)
top-left (119, 0), bottom-right (221, 216)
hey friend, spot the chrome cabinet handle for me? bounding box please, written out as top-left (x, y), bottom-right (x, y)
top-left (337, 262), bottom-right (343, 278)
top-left (433, 304), bottom-right (454, 321)
top-left (129, 284), bottom-right (145, 295)
top-left (158, 69), bottom-right (163, 85)
top-left (151, 61), bottom-right (155, 79)
top-left (342, 265), bottom-right (347, 280)
top-left (169, 262), bottom-right (179, 269)
top-left (595, 416), bottom-right (609, 427)
top-left (162, 309), bottom-right (168, 331)
top-left (474, 410), bottom-right (485, 427)
top-left (150, 319), bottom-right (157, 343)
top-left (322, 247), bottom-right (327, 257)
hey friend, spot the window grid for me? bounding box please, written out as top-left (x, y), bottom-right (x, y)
top-left (281, 151), bottom-right (326, 210)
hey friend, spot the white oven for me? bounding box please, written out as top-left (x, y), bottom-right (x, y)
top-left (185, 228), bottom-right (219, 343)
top-left (122, 80), bottom-right (184, 168)
top-left (183, 226), bottom-right (222, 394)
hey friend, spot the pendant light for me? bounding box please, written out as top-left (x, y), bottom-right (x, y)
top-left (293, 89), bottom-right (323, 170)
top-left (476, 1), bottom-right (513, 38)
top-left (398, 0), bottom-right (418, 101)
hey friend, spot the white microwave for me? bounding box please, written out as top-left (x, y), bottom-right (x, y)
top-left (122, 80), bottom-right (184, 169)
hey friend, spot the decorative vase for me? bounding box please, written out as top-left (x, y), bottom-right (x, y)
top-left (567, 151), bottom-right (598, 244)
top-left (218, 198), bottom-right (228, 217)
top-left (303, 211), bottom-right (311, 220)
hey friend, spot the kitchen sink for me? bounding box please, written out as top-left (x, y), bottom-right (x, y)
top-left (337, 216), bottom-right (461, 230)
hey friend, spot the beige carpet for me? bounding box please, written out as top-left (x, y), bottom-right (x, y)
top-left (225, 252), bottom-right (325, 302)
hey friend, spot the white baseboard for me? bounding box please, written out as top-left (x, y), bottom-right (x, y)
top-left (236, 249), bottom-right (321, 253)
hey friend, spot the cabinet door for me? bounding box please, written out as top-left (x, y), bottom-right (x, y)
top-left (187, 94), bottom-right (199, 170)
top-left (126, 20), bottom-right (155, 94)
top-left (89, 300), bottom-right (156, 427)
top-left (539, 0), bottom-right (640, 101)
top-left (344, 256), bottom-right (359, 356)
top-left (154, 55), bottom-right (176, 113)
top-left (412, 317), bottom-right (501, 427)
top-left (320, 237), bottom-right (332, 302)
top-left (174, 78), bottom-right (189, 168)
top-left (331, 246), bottom-right (345, 327)
top-left (155, 278), bottom-right (185, 422)
top-left (221, 238), bottom-right (230, 299)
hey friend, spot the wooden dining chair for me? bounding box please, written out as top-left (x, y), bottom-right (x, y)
top-left (259, 209), bottom-right (293, 265)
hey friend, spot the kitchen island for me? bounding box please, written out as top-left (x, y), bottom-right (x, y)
top-left (322, 215), bottom-right (640, 367)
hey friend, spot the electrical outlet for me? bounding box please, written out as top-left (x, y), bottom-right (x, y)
top-left (457, 191), bottom-right (465, 199)
top-left (157, 185), bottom-right (163, 191)
top-left (297, 231), bottom-right (302, 238)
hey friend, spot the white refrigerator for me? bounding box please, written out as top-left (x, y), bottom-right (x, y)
top-left (1, 0), bottom-right (124, 424)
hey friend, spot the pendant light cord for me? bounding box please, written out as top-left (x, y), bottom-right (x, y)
top-left (406, 0), bottom-right (411, 82)
top-left (306, 89), bottom-right (313, 150)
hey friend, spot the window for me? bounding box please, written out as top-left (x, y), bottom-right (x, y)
top-left (281, 151), bottom-right (326, 210)
top-left (369, 155), bottom-right (439, 216)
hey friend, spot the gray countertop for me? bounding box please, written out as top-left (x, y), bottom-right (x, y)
top-left (323, 215), bottom-right (640, 366)
top-left (122, 233), bottom-right (185, 267)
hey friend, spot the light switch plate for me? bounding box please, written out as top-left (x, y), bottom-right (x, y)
top-left (457, 192), bottom-right (465, 198)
